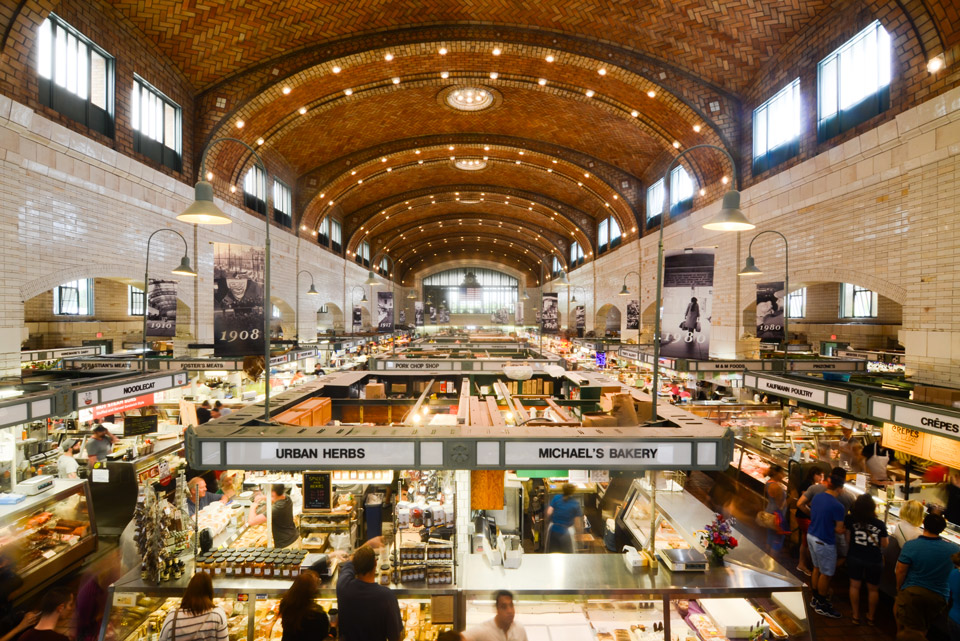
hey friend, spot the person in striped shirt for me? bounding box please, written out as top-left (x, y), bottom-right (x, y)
top-left (158, 573), bottom-right (228, 641)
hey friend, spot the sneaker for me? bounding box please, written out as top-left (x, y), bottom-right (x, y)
top-left (808, 596), bottom-right (821, 610)
top-left (817, 601), bottom-right (842, 619)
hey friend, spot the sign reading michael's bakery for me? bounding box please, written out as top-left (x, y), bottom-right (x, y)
top-left (504, 441), bottom-right (692, 467)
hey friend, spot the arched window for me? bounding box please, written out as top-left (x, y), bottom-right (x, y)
top-left (422, 268), bottom-right (518, 314)
top-left (598, 216), bottom-right (621, 254)
top-left (670, 166), bottom-right (694, 214)
top-left (569, 242), bottom-right (584, 268)
top-left (354, 241), bottom-right (370, 267)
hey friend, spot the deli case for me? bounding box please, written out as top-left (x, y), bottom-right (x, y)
top-left (0, 478), bottom-right (98, 599)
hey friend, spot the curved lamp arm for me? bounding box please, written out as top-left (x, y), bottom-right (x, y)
top-left (142, 228), bottom-right (194, 372)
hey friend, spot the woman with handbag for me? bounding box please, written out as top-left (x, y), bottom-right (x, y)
top-left (158, 573), bottom-right (228, 641)
top-left (761, 465), bottom-right (790, 552)
top-left (681, 297), bottom-right (700, 338)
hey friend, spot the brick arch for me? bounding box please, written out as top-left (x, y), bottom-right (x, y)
top-left (20, 263), bottom-right (195, 311)
top-left (595, 303), bottom-right (622, 334)
top-left (736, 269), bottom-right (907, 312)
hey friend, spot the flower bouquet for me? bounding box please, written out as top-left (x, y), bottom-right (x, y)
top-left (699, 513), bottom-right (738, 564)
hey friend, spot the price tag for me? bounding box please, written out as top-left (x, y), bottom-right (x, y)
top-left (91, 468), bottom-right (110, 483)
top-left (855, 474), bottom-right (868, 491)
top-left (41, 549), bottom-right (57, 559)
top-left (113, 593), bottom-right (138, 607)
top-left (256, 594), bottom-right (268, 601)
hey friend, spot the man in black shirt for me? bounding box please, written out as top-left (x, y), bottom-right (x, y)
top-left (248, 484), bottom-right (299, 548)
top-left (337, 542), bottom-right (402, 641)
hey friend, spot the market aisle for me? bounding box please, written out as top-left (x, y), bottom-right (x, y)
top-left (685, 472), bottom-right (898, 641)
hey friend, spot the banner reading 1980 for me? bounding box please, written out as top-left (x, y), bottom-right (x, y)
top-left (213, 243), bottom-right (265, 357)
top-left (146, 279), bottom-right (177, 337)
top-left (756, 281), bottom-right (785, 342)
top-left (659, 249), bottom-right (714, 359)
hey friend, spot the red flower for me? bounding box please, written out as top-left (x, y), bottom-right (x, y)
top-left (730, 537), bottom-right (738, 547)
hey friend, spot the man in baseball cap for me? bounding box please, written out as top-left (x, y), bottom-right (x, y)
top-left (58, 438), bottom-right (82, 479)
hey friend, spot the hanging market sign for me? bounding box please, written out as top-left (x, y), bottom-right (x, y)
top-left (225, 441), bottom-right (416, 467)
top-left (91, 393), bottom-right (156, 419)
top-left (883, 423), bottom-right (960, 468)
top-left (871, 400), bottom-right (960, 439)
top-left (502, 441), bottom-right (693, 467)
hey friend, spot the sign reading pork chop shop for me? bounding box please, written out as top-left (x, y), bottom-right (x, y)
top-left (226, 441), bottom-right (416, 467)
top-left (504, 441), bottom-right (692, 467)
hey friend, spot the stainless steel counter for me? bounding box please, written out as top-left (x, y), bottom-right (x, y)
top-left (460, 553), bottom-right (801, 596)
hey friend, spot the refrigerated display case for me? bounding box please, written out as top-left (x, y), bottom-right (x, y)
top-left (0, 478), bottom-right (97, 598)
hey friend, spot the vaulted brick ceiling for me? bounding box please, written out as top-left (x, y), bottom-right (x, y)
top-left (89, 0), bottom-right (934, 281)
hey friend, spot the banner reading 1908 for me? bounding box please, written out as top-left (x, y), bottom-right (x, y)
top-left (213, 243), bottom-right (265, 357)
top-left (146, 279), bottom-right (177, 337)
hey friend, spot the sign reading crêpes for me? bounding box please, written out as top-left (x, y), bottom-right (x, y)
top-left (883, 423), bottom-right (960, 469)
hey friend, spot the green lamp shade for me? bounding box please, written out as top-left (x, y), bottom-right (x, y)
top-left (365, 271), bottom-right (379, 286)
top-left (738, 255), bottom-right (763, 276)
top-left (360, 292), bottom-right (368, 303)
top-left (172, 255), bottom-right (197, 277)
top-left (702, 190), bottom-right (754, 232)
top-left (521, 290), bottom-right (530, 301)
top-left (177, 181), bottom-right (233, 225)
top-left (557, 271), bottom-right (571, 287)
top-left (307, 283), bottom-right (319, 295)
top-left (406, 290), bottom-right (417, 299)
top-left (618, 284), bottom-right (630, 296)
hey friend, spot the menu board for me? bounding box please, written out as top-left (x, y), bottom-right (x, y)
top-left (302, 472), bottom-right (332, 511)
top-left (123, 414), bottom-right (158, 436)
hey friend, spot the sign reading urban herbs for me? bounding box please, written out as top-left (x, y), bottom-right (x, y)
top-left (660, 249), bottom-right (714, 359)
top-left (225, 441), bottom-right (416, 467)
top-left (541, 292), bottom-right (559, 334)
top-left (756, 281), bottom-right (785, 342)
top-left (213, 243), bottom-right (265, 357)
top-left (377, 292), bottom-right (394, 332)
top-left (146, 279), bottom-right (177, 337)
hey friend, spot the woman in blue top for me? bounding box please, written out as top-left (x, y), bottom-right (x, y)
top-left (546, 483), bottom-right (583, 553)
top-left (948, 551), bottom-right (960, 640)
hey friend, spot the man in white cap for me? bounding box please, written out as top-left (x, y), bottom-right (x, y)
top-left (58, 439), bottom-right (81, 479)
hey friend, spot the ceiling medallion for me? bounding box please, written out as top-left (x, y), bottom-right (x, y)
top-left (454, 158), bottom-right (487, 171)
top-left (439, 85), bottom-right (501, 113)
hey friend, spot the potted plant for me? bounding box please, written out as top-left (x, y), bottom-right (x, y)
top-left (699, 513), bottom-right (738, 565)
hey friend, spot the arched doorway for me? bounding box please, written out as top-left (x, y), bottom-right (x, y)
top-left (318, 303), bottom-right (344, 333)
top-left (595, 304), bottom-right (621, 337)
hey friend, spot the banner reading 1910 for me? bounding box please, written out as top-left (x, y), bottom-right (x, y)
top-left (146, 279), bottom-right (177, 337)
top-left (213, 243), bottom-right (265, 357)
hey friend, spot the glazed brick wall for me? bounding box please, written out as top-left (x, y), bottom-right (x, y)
top-left (0, 0), bottom-right (197, 184)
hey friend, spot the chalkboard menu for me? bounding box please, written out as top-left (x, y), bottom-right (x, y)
top-left (123, 415), bottom-right (158, 436)
top-left (302, 472), bottom-right (332, 511)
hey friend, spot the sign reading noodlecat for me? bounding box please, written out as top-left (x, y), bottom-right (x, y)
top-left (225, 441), bottom-right (416, 467)
top-left (504, 441), bottom-right (692, 467)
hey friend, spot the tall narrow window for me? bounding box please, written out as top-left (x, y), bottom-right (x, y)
top-left (331, 220), bottom-right (342, 253)
top-left (598, 216), bottom-right (621, 254)
top-left (569, 242), bottom-right (584, 268)
top-left (53, 279), bottom-right (93, 315)
top-left (355, 241), bottom-right (370, 267)
top-left (272, 180), bottom-right (292, 227)
top-left (36, 15), bottom-right (114, 136)
top-left (128, 286), bottom-right (145, 316)
top-left (318, 217), bottom-right (330, 247)
top-left (786, 288), bottom-right (806, 318)
top-left (753, 78), bottom-right (801, 174)
top-left (818, 21), bottom-right (891, 141)
top-left (132, 76), bottom-right (181, 171)
top-left (551, 256), bottom-right (562, 277)
top-left (670, 166), bottom-right (694, 214)
top-left (379, 256), bottom-right (390, 276)
top-left (243, 166), bottom-right (267, 215)
top-left (646, 178), bottom-right (665, 221)
top-left (840, 283), bottom-right (878, 318)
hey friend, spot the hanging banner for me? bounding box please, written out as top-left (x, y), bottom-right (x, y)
top-left (213, 243), bottom-right (265, 357)
top-left (414, 302), bottom-right (424, 326)
top-left (626, 299), bottom-right (639, 330)
top-left (398, 309), bottom-right (406, 325)
top-left (575, 305), bottom-right (586, 330)
top-left (491, 308), bottom-right (509, 324)
top-left (756, 281), bottom-right (785, 342)
top-left (541, 292), bottom-right (559, 334)
top-left (146, 279), bottom-right (177, 337)
top-left (377, 292), bottom-right (394, 332)
top-left (352, 305), bottom-right (363, 331)
top-left (516, 301), bottom-right (523, 325)
top-left (429, 306), bottom-right (437, 324)
top-left (660, 249), bottom-right (714, 359)
top-left (439, 307), bottom-right (450, 324)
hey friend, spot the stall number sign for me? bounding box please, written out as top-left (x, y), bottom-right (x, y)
top-left (753, 378), bottom-right (826, 405)
top-left (504, 441), bottom-right (692, 467)
top-left (225, 441), bottom-right (416, 467)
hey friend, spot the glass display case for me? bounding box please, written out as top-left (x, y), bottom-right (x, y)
top-left (0, 478), bottom-right (98, 598)
top-left (99, 565), bottom-right (459, 641)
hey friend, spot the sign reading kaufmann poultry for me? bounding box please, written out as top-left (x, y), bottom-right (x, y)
top-left (226, 441), bottom-right (416, 467)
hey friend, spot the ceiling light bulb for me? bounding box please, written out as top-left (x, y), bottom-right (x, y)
top-left (631, 110), bottom-right (639, 117)
top-left (256, 138), bottom-right (264, 145)
top-left (384, 53), bottom-right (394, 61)
top-left (928, 56), bottom-right (944, 73)
top-left (282, 86), bottom-right (291, 95)
top-left (483, 146), bottom-right (490, 151)
top-left (386, 167), bottom-right (392, 172)
top-left (440, 71), bottom-right (449, 79)
top-left (584, 172), bottom-right (589, 177)
top-left (235, 120), bottom-right (244, 128)
top-left (598, 68), bottom-right (607, 76)
top-left (489, 72), bottom-right (498, 79)
top-left (229, 185), bottom-right (236, 193)
top-left (449, 146), bottom-right (455, 150)
top-left (392, 77), bottom-right (400, 84)
top-left (721, 176), bottom-right (729, 185)
top-left (344, 88), bottom-right (353, 95)
top-left (299, 107), bottom-right (307, 114)
top-left (492, 48), bottom-right (501, 56)
top-left (647, 90), bottom-right (656, 98)
top-left (672, 141), bottom-right (680, 148)
top-left (538, 78), bottom-right (547, 85)
top-left (418, 160), bottom-right (423, 164)
top-left (699, 188), bottom-right (706, 196)
top-left (438, 47), bottom-right (447, 55)
top-left (545, 54), bottom-right (555, 63)
top-left (381, 157), bottom-right (387, 162)
top-left (328, 200), bottom-right (334, 206)
top-left (206, 171), bottom-right (214, 180)
top-left (693, 124), bottom-right (702, 132)
top-left (332, 66), bottom-right (341, 74)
